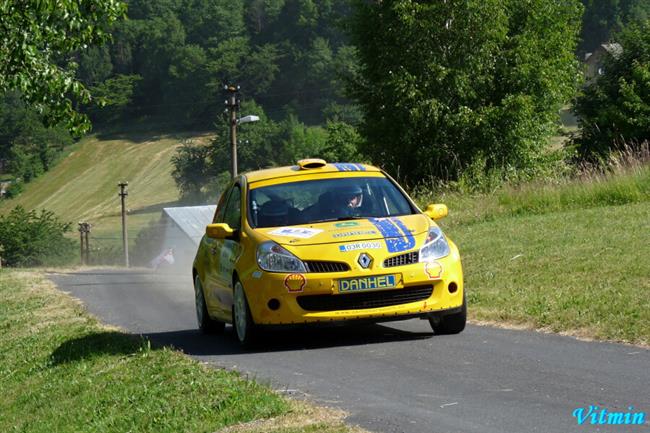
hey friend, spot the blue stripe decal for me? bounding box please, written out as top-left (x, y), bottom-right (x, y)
top-left (368, 217), bottom-right (416, 253)
top-left (333, 163), bottom-right (366, 172)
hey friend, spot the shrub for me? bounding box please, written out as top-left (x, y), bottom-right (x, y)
top-left (0, 206), bottom-right (75, 267)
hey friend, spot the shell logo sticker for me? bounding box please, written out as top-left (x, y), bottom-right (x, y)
top-left (424, 261), bottom-right (443, 280)
top-left (284, 273), bottom-right (306, 292)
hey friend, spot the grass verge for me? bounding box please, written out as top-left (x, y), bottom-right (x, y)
top-left (0, 270), bottom-right (362, 433)
top-left (416, 164), bottom-right (650, 228)
top-left (432, 173), bottom-right (650, 345)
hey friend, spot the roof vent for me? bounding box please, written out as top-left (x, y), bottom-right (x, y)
top-left (297, 158), bottom-right (327, 169)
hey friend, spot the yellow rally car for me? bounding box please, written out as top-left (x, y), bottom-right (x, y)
top-left (193, 159), bottom-right (465, 344)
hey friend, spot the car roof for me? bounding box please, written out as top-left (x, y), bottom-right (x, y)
top-left (243, 162), bottom-right (382, 184)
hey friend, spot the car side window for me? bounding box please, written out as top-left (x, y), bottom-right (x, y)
top-left (223, 185), bottom-right (241, 230)
top-left (212, 187), bottom-right (231, 223)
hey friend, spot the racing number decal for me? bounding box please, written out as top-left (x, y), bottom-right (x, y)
top-left (369, 217), bottom-right (416, 253)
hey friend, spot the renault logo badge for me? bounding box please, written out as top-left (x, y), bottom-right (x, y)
top-left (358, 253), bottom-right (372, 269)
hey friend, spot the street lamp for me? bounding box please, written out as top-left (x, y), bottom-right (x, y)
top-left (237, 115), bottom-right (259, 125)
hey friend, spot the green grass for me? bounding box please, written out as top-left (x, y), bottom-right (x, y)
top-left (0, 270), bottom-right (359, 433)
top-left (417, 164), bottom-right (650, 228)
top-left (421, 167), bottom-right (650, 345)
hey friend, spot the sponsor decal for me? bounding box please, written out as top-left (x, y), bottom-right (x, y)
top-left (424, 261), bottom-right (443, 280)
top-left (572, 405), bottom-right (646, 426)
top-left (332, 230), bottom-right (377, 238)
top-left (269, 227), bottom-right (323, 239)
top-left (338, 241), bottom-right (382, 252)
top-left (284, 273), bottom-right (307, 293)
top-left (335, 221), bottom-right (360, 228)
top-left (333, 163), bottom-right (366, 172)
top-left (369, 217), bottom-right (416, 253)
top-left (338, 274), bottom-right (397, 292)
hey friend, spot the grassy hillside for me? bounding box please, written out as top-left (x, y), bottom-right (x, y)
top-left (0, 131), bottom-right (213, 237)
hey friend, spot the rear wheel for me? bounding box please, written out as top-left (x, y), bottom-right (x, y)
top-left (232, 280), bottom-right (257, 345)
top-left (194, 275), bottom-right (225, 334)
top-left (430, 295), bottom-right (466, 335)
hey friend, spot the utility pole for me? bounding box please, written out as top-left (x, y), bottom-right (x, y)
top-left (78, 223), bottom-right (84, 265)
top-left (224, 84), bottom-right (240, 178)
top-left (118, 182), bottom-right (129, 267)
top-left (78, 222), bottom-right (91, 265)
top-left (84, 223), bottom-right (91, 265)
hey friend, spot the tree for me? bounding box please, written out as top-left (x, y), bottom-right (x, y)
top-left (0, 91), bottom-right (73, 185)
top-left (575, 20), bottom-right (650, 157)
top-left (0, 0), bottom-right (126, 134)
top-left (348, 0), bottom-right (583, 184)
top-left (171, 100), bottom-right (366, 200)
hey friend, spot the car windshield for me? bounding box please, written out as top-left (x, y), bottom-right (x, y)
top-left (248, 176), bottom-right (416, 228)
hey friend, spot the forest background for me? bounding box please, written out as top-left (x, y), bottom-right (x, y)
top-left (1, 0), bottom-right (649, 200)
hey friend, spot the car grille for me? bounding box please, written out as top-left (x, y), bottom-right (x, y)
top-left (296, 285), bottom-right (433, 311)
top-left (304, 261), bottom-right (350, 273)
top-left (383, 251), bottom-right (419, 268)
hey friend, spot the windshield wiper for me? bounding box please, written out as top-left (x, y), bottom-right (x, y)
top-left (309, 216), bottom-right (368, 224)
top-left (336, 216), bottom-right (367, 221)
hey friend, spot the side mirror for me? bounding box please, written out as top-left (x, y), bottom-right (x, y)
top-left (206, 223), bottom-right (235, 239)
top-left (424, 204), bottom-right (448, 221)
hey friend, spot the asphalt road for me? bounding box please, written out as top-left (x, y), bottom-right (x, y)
top-left (48, 269), bottom-right (649, 433)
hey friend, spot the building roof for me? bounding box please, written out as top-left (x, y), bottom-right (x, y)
top-left (244, 162), bottom-right (381, 183)
top-left (602, 43), bottom-right (623, 57)
top-left (162, 205), bottom-right (216, 244)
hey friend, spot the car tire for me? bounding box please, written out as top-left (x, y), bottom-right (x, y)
top-left (232, 279), bottom-right (257, 345)
top-left (194, 275), bottom-right (225, 334)
top-left (430, 295), bottom-right (466, 335)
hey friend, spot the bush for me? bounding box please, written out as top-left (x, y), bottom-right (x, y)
top-left (0, 206), bottom-right (76, 267)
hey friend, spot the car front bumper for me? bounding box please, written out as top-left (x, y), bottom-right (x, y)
top-left (241, 253), bottom-right (464, 325)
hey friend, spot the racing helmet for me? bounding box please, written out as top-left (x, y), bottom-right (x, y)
top-left (337, 184), bottom-right (363, 208)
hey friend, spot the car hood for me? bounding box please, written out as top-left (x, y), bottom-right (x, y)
top-left (255, 214), bottom-right (431, 247)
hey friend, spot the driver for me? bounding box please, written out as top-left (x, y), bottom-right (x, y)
top-left (337, 185), bottom-right (364, 213)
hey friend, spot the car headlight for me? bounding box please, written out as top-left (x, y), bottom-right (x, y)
top-left (419, 226), bottom-right (450, 262)
top-left (257, 241), bottom-right (307, 273)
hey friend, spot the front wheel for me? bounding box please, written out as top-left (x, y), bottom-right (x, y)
top-left (194, 275), bottom-right (225, 334)
top-left (232, 280), bottom-right (257, 345)
top-left (430, 295), bottom-right (466, 335)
